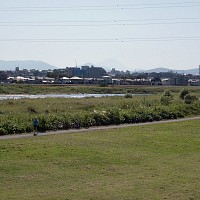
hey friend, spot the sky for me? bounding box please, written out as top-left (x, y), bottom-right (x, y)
top-left (0, 0), bottom-right (200, 71)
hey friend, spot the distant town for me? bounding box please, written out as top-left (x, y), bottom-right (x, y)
top-left (1, 65), bottom-right (200, 86)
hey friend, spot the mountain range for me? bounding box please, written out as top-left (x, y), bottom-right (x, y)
top-left (141, 67), bottom-right (199, 75)
top-left (0, 60), bottom-right (199, 75)
top-left (0, 60), bottom-right (57, 71)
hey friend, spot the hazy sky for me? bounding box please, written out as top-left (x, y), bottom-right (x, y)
top-left (0, 0), bottom-right (200, 70)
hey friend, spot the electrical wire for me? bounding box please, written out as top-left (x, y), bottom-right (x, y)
top-left (1, 36), bottom-right (200, 43)
top-left (0, 17), bottom-right (199, 27)
top-left (0, 17), bottom-right (199, 23)
top-left (0, 22), bottom-right (199, 26)
top-left (0, 2), bottom-right (200, 11)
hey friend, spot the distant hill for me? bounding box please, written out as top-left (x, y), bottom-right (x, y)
top-left (143, 67), bottom-right (199, 75)
top-left (144, 68), bottom-right (173, 73)
top-left (0, 60), bottom-right (198, 75)
top-left (175, 68), bottom-right (199, 75)
top-left (97, 59), bottom-right (126, 70)
top-left (0, 60), bottom-right (57, 71)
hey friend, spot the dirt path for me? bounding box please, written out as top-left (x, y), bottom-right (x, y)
top-left (0, 116), bottom-right (200, 140)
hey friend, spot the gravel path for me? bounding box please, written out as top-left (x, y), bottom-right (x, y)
top-left (0, 116), bottom-right (200, 140)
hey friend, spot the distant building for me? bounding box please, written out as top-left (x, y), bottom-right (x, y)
top-left (65, 66), bottom-right (107, 78)
top-left (151, 77), bottom-right (162, 85)
top-left (175, 75), bottom-right (189, 86)
top-left (83, 66), bottom-right (107, 78)
top-left (70, 76), bottom-right (83, 84)
top-left (65, 67), bottom-right (82, 77)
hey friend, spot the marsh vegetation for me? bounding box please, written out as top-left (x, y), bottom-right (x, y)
top-left (0, 85), bottom-right (199, 135)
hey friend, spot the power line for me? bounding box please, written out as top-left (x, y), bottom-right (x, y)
top-left (1, 2), bottom-right (200, 11)
top-left (0, 17), bottom-right (199, 23)
top-left (1, 36), bottom-right (200, 42)
top-left (0, 21), bottom-right (199, 27)
top-left (0, 17), bottom-right (199, 27)
top-left (1, 1), bottom-right (200, 8)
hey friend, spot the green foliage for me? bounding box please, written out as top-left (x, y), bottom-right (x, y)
top-left (160, 90), bottom-right (174, 105)
top-left (1, 84), bottom-right (200, 95)
top-left (179, 88), bottom-right (199, 104)
top-left (99, 83), bottom-right (108, 87)
top-left (80, 114), bottom-right (95, 128)
top-left (92, 110), bottom-right (109, 126)
top-left (0, 89), bottom-right (199, 135)
top-left (27, 106), bottom-right (38, 113)
top-left (124, 93), bottom-right (133, 98)
top-left (180, 88), bottom-right (189, 99)
top-left (107, 109), bottom-right (122, 125)
top-left (184, 94), bottom-right (198, 104)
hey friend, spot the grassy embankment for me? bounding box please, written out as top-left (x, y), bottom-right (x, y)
top-left (0, 119), bottom-right (200, 199)
top-left (0, 85), bottom-right (199, 135)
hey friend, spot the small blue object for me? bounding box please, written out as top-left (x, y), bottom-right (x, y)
top-left (33, 118), bottom-right (39, 126)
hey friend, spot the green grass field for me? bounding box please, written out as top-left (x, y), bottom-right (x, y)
top-left (0, 119), bottom-right (200, 199)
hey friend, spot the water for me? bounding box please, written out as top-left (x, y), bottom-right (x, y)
top-left (0, 93), bottom-right (150, 100)
top-left (0, 93), bottom-right (123, 100)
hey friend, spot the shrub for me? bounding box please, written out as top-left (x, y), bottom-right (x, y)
top-left (92, 111), bottom-right (109, 126)
top-left (160, 90), bottom-right (174, 105)
top-left (80, 114), bottom-right (95, 128)
top-left (121, 111), bottom-right (132, 123)
top-left (99, 83), bottom-right (108, 87)
top-left (107, 109), bottom-right (121, 125)
top-left (184, 94), bottom-right (198, 104)
top-left (27, 106), bottom-right (38, 113)
top-left (124, 94), bottom-right (133, 98)
top-left (0, 128), bottom-right (7, 135)
top-left (1, 121), bottom-right (19, 134)
top-left (180, 88), bottom-right (189, 100)
top-left (38, 116), bottom-right (48, 132)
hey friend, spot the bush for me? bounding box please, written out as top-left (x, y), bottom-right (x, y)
top-left (0, 92), bottom-right (200, 135)
top-left (99, 83), bottom-right (108, 87)
top-left (37, 116), bottom-right (48, 132)
top-left (124, 94), bottom-right (133, 98)
top-left (180, 88), bottom-right (189, 100)
top-left (0, 128), bottom-right (8, 135)
top-left (79, 114), bottom-right (95, 128)
top-left (160, 90), bottom-right (174, 105)
top-left (92, 111), bottom-right (109, 126)
top-left (27, 106), bottom-right (38, 113)
top-left (107, 109), bottom-right (121, 125)
top-left (184, 94), bottom-right (198, 104)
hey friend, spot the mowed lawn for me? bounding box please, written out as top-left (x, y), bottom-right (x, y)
top-left (0, 120), bottom-right (200, 200)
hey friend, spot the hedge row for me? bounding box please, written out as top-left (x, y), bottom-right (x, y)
top-left (0, 101), bottom-right (199, 135)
